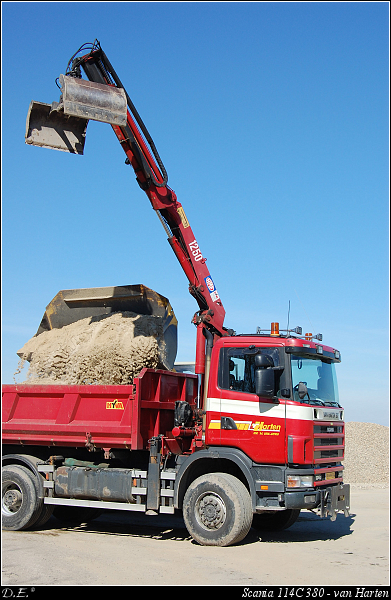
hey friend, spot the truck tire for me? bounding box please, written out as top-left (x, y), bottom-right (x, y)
top-left (32, 504), bottom-right (55, 529)
top-left (183, 472), bottom-right (253, 546)
top-left (252, 509), bottom-right (300, 531)
top-left (2, 465), bottom-right (43, 531)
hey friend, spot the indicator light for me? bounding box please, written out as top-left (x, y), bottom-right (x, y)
top-left (287, 475), bottom-right (301, 488)
top-left (271, 322), bottom-right (279, 336)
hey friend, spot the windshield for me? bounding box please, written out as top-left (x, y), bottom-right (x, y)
top-left (291, 356), bottom-right (340, 406)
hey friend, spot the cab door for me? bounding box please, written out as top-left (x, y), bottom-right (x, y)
top-left (211, 344), bottom-right (286, 464)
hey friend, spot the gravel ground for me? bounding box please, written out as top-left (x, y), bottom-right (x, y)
top-left (343, 421), bottom-right (389, 488)
top-left (3, 488), bottom-right (389, 586)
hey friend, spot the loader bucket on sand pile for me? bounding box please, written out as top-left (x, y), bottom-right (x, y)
top-left (20, 285), bottom-right (178, 370)
top-left (25, 76), bottom-right (127, 153)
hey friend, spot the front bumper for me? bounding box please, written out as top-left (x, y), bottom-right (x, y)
top-left (285, 483), bottom-right (350, 520)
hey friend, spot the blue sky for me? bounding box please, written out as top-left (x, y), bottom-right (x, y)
top-left (2, 2), bottom-right (389, 425)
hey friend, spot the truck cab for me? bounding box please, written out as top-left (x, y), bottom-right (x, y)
top-left (199, 329), bottom-right (348, 520)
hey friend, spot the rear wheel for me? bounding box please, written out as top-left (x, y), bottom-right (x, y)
top-left (183, 472), bottom-right (253, 546)
top-left (2, 465), bottom-right (43, 531)
top-left (33, 504), bottom-right (55, 529)
top-left (252, 509), bottom-right (300, 531)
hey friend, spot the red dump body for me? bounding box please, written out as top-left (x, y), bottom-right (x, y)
top-left (2, 369), bottom-right (198, 450)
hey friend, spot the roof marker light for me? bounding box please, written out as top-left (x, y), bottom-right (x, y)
top-left (271, 322), bottom-right (279, 336)
top-left (305, 333), bottom-right (312, 341)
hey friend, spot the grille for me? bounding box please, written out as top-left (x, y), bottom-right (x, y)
top-left (313, 420), bottom-right (345, 487)
top-left (314, 424), bottom-right (343, 434)
top-left (317, 437), bottom-right (342, 446)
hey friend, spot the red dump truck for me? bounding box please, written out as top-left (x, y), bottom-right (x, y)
top-left (2, 41), bottom-right (350, 546)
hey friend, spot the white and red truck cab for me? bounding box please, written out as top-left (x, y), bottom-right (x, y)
top-left (204, 330), bottom-right (348, 512)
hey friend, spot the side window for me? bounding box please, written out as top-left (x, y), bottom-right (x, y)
top-left (218, 347), bottom-right (282, 394)
top-left (228, 355), bottom-right (247, 392)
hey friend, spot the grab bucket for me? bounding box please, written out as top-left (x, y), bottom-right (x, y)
top-left (59, 75), bottom-right (128, 126)
top-left (25, 101), bottom-right (88, 154)
top-left (22, 284), bottom-right (178, 370)
top-left (25, 76), bottom-right (127, 154)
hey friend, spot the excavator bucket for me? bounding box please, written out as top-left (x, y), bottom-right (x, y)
top-left (25, 101), bottom-right (88, 154)
top-left (20, 285), bottom-right (178, 370)
top-left (25, 76), bottom-right (127, 154)
top-left (59, 75), bottom-right (128, 126)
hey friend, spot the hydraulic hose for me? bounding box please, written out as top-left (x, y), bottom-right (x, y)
top-left (202, 328), bottom-right (214, 411)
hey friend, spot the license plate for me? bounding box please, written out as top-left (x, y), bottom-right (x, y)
top-left (325, 472), bottom-right (336, 480)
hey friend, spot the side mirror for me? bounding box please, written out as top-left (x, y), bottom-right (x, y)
top-left (297, 381), bottom-right (309, 400)
top-left (254, 354), bottom-right (274, 368)
top-left (254, 354), bottom-right (275, 399)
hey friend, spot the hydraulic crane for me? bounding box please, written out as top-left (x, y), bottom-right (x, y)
top-left (26, 40), bottom-right (232, 383)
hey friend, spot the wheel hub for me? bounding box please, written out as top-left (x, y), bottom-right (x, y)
top-left (3, 488), bottom-right (23, 513)
top-left (196, 492), bottom-right (226, 530)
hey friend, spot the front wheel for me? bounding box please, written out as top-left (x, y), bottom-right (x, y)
top-left (183, 472), bottom-right (253, 546)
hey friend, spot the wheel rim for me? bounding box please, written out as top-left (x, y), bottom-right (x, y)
top-left (194, 491), bottom-right (227, 530)
top-left (2, 481), bottom-right (23, 515)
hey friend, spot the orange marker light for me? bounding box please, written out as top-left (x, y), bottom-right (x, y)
top-left (271, 322), bottom-right (279, 336)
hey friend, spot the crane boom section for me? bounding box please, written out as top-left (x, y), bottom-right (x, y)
top-left (77, 47), bottom-right (226, 336)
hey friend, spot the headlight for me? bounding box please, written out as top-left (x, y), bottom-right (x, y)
top-left (300, 476), bottom-right (314, 487)
top-left (287, 475), bottom-right (314, 488)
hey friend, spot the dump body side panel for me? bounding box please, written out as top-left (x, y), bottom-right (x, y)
top-left (2, 370), bottom-right (197, 450)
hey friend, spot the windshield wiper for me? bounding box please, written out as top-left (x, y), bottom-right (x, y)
top-left (301, 398), bottom-right (325, 406)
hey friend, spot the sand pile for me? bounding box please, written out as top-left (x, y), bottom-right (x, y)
top-left (343, 422), bottom-right (389, 487)
top-left (15, 311), bottom-right (166, 385)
